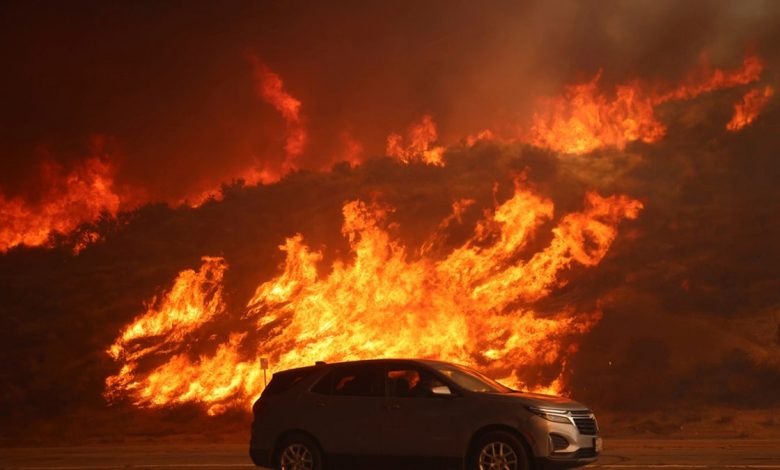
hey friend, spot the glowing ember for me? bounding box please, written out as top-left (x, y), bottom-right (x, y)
top-left (0, 155), bottom-right (122, 252)
top-left (726, 85), bottom-right (774, 131)
top-left (386, 115), bottom-right (446, 165)
top-left (525, 53), bottom-right (765, 154)
top-left (106, 182), bottom-right (642, 414)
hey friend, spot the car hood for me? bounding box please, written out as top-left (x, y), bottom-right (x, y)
top-left (487, 391), bottom-right (589, 410)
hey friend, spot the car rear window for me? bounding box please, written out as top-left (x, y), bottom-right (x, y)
top-left (262, 368), bottom-right (315, 397)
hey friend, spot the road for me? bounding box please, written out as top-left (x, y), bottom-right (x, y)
top-left (1, 439), bottom-right (778, 469)
top-left (592, 439), bottom-right (780, 468)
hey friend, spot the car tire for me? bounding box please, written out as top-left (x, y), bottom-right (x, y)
top-left (468, 430), bottom-right (530, 470)
top-left (274, 433), bottom-right (324, 470)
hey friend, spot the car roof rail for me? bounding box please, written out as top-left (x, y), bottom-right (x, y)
top-left (315, 361), bottom-right (327, 365)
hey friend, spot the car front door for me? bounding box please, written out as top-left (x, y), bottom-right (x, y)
top-left (382, 363), bottom-right (461, 459)
top-left (303, 363), bottom-right (387, 456)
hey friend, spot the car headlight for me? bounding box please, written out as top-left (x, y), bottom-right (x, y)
top-left (527, 406), bottom-right (572, 424)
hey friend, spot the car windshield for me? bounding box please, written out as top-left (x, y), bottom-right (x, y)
top-left (430, 362), bottom-right (513, 393)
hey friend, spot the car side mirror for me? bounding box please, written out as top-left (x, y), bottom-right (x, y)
top-left (430, 385), bottom-right (454, 397)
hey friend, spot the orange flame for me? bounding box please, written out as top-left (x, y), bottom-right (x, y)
top-left (337, 131), bottom-right (365, 167)
top-left (465, 129), bottom-right (496, 147)
top-left (250, 57), bottom-right (307, 166)
top-left (661, 53), bottom-right (763, 101)
top-left (106, 182), bottom-right (642, 414)
top-left (107, 257), bottom-right (228, 362)
top-left (525, 53), bottom-right (765, 154)
top-left (387, 115), bottom-right (446, 165)
top-left (177, 59), bottom-right (309, 207)
top-left (0, 154), bottom-right (122, 252)
top-left (726, 85), bottom-right (774, 131)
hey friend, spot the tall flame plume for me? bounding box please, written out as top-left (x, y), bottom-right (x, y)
top-left (250, 56), bottom-right (307, 168)
top-left (106, 182), bottom-right (642, 415)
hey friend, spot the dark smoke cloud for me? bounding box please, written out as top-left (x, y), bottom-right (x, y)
top-left (1, 0), bottom-right (779, 201)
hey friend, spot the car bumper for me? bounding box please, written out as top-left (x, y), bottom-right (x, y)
top-left (526, 415), bottom-right (601, 467)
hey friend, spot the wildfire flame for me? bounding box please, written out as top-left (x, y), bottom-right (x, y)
top-left (337, 131), bottom-right (365, 167)
top-left (108, 257), bottom-right (228, 362)
top-left (726, 85), bottom-right (774, 131)
top-left (2, 53), bottom-right (768, 250)
top-left (524, 53), bottom-right (765, 154)
top-left (465, 129), bottom-right (497, 147)
top-left (178, 58), bottom-right (309, 207)
top-left (0, 152), bottom-right (123, 252)
top-left (386, 115), bottom-right (446, 165)
top-left (250, 56), bottom-right (307, 170)
top-left (6, 48), bottom-right (765, 417)
top-left (106, 182), bottom-right (642, 414)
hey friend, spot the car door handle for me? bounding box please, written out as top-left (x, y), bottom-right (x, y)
top-left (316, 401), bottom-right (326, 408)
top-left (385, 404), bottom-right (401, 411)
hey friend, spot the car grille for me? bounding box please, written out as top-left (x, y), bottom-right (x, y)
top-left (571, 409), bottom-right (598, 435)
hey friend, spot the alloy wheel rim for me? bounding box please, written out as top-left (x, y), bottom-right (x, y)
top-left (280, 443), bottom-right (314, 470)
top-left (478, 441), bottom-right (519, 470)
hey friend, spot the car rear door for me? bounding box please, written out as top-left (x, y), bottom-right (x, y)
top-left (303, 363), bottom-right (388, 456)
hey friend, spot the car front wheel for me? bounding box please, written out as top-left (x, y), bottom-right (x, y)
top-left (274, 434), bottom-right (323, 470)
top-left (469, 431), bottom-right (529, 470)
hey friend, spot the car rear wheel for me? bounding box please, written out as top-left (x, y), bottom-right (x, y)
top-left (469, 431), bottom-right (529, 470)
top-left (274, 434), bottom-right (323, 470)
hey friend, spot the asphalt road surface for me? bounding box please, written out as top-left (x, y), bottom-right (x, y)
top-left (2, 439), bottom-right (778, 469)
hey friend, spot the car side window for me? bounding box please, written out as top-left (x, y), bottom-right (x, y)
top-left (262, 370), bottom-right (310, 397)
top-left (312, 365), bottom-right (384, 396)
top-left (310, 371), bottom-right (332, 395)
top-left (387, 367), bottom-right (446, 398)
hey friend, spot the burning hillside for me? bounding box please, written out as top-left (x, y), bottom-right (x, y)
top-left (98, 49), bottom-right (775, 415)
top-left (0, 143), bottom-right (125, 252)
top-left (524, 54), bottom-right (764, 154)
top-left (1, 51), bottom-right (769, 254)
top-left (105, 182), bottom-right (641, 414)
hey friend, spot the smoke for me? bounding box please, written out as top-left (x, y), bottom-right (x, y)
top-left (2, 1), bottom-right (778, 201)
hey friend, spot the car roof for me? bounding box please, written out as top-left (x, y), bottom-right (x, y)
top-left (273, 358), bottom-right (453, 375)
